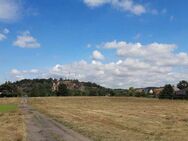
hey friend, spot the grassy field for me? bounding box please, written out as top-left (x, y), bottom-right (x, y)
top-left (0, 104), bottom-right (17, 113)
top-left (0, 98), bottom-right (25, 141)
top-left (30, 97), bottom-right (188, 141)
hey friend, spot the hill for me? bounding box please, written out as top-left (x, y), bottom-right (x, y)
top-left (0, 79), bottom-right (114, 97)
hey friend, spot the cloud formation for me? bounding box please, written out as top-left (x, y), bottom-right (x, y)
top-left (3, 28), bottom-right (10, 34)
top-left (9, 40), bottom-right (188, 88)
top-left (13, 31), bottom-right (41, 48)
top-left (0, 33), bottom-right (6, 41)
top-left (102, 40), bottom-right (188, 66)
top-left (83, 0), bottom-right (146, 15)
top-left (0, 28), bottom-right (9, 41)
top-left (11, 69), bottom-right (40, 80)
top-left (92, 50), bottom-right (105, 60)
top-left (0, 0), bottom-right (22, 21)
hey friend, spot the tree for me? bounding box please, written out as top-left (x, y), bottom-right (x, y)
top-left (128, 87), bottom-right (136, 96)
top-left (0, 82), bottom-right (19, 97)
top-left (56, 83), bottom-right (68, 96)
top-left (186, 91), bottom-right (188, 99)
top-left (177, 80), bottom-right (188, 90)
top-left (159, 84), bottom-right (174, 99)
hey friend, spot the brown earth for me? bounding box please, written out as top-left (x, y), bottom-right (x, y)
top-left (21, 104), bottom-right (91, 141)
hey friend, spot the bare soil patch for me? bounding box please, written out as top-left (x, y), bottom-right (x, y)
top-left (21, 104), bottom-right (91, 141)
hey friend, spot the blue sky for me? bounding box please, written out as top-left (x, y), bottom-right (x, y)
top-left (0, 0), bottom-right (188, 88)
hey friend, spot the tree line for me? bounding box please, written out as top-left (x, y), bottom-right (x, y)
top-left (0, 79), bottom-right (114, 97)
top-left (0, 79), bottom-right (188, 99)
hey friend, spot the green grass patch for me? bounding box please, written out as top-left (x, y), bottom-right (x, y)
top-left (0, 104), bottom-right (17, 112)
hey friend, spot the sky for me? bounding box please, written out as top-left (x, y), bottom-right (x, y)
top-left (0, 0), bottom-right (188, 88)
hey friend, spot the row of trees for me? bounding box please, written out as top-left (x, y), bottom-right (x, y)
top-left (0, 79), bottom-right (54, 97)
top-left (159, 80), bottom-right (188, 99)
top-left (0, 79), bottom-right (114, 97)
top-left (1, 79), bottom-right (188, 99)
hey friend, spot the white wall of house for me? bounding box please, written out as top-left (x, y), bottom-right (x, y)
top-left (149, 89), bottom-right (154, 94)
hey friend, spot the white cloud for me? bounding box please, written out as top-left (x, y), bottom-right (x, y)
top-left (13, 31), bottom-right (41, 48)
top-left (9, 40), bottom-right (188, 89)
top-left (0, 33), bottom-right (6, 41)
top-left (84, 0), bottom-right (108, 7)
top-left (92, 50), bottom-right (105, 60)
top-left (11, 69), bottom-right (21, 75)
top-left (83, 0), bottom-right (146, 15)
top-left (10, 69), bottom-right (40, 80)
top-left (0, 28), bottom-right (10, 41)
top-left (0, 0), bottom-right (22, 21)
top-left (102, 40), bottom-right (186, 67)
top-left (101, 41), bottom-right (188, 87)
top-left (11, 69), bottom-right (39, 75)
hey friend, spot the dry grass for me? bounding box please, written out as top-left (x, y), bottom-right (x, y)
top-left (0, 98), bottom-right (25, 141)
top-left (30, 97), bottom-right (188, 141)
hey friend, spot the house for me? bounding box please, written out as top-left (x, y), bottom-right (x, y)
top-left (135, 88), bottom-right (144, 93)
top-left (135, 87), bottom-right (164, 95)
top-left (174, 87), bottom-right (188, 99)
top-left (172, 86), bottom-right (179, 91)
top-left (144, 87), bottom-right (155, 94)
top-left (175, 88), bottom-right (187, 95)
top-left (143, 87), bottom-right (164, 97)
top-left (153, 87), bottom-right (164, 95)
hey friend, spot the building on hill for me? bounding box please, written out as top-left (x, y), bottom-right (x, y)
top-left (52, 80), bottom-right (61, 92)
top-left (63, 80), bottom-right (82, 89)
top-left (52, 79), bottom-right (83, 92)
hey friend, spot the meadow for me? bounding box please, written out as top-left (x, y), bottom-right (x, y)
top-left (29, 97), bottom-right (188, 141)
top-left (0, 98), bottom-right (25, 141)
top-left (0, 104), bottom-right (17, 113)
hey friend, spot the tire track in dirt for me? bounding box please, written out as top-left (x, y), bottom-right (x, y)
top-left (21, 104), bottom-right (92, 141)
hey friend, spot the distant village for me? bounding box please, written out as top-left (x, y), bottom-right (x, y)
top-left (134, 80), bottom-right (188, 99)
top-left (135, 86), bottom-right (187, 98)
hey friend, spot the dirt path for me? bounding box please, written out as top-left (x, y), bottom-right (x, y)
top-left (21, 104), bottom-right (92, 141)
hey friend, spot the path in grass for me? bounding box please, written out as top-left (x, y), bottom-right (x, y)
top-left (21, 101), bottom-right (92, 141)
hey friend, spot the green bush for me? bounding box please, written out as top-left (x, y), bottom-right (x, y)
top-left (159, 84), bottom-right (174, 99)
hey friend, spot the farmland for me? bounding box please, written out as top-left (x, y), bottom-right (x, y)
top-left (29, 97), bottom-right (188, 141)
top-left (1, 97), bottom-right (188, 141)
top-left (0, 98), bottom-right (25, 141)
